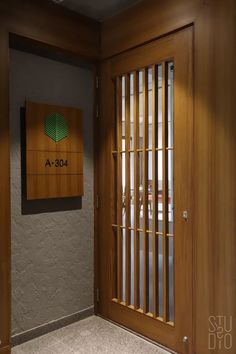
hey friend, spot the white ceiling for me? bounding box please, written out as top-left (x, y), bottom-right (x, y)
top-left (53, 0), bottom-right (143, 21)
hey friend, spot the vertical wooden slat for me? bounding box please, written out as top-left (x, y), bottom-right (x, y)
top-left (116, 76), bottom-right (123, 302)
top-left (125, 74), bottom-right (131, 305)
top-left (162, 63), bottom-right (169, 322)
top-left (152, 65), bottom-right (158, 317)
top-left (133, 71), bottom-right (140, 309)
top-left (142, 68), bottom-right (149, 313)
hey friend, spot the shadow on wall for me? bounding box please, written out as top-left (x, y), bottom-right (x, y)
top-left (20, 107), bottom-right (82, 215)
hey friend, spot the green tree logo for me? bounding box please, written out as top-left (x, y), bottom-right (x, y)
top-left (45, 113), bottom-right (68, 142)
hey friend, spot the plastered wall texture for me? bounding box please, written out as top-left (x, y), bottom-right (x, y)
top-left (10, 50), bottom-right (94, 335)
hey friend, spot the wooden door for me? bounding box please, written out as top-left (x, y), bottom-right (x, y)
top-left (98, 28), bottom-right (193, 354)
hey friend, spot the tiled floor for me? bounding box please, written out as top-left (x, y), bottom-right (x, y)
top-left (12, 315), bottom-right (171, 354)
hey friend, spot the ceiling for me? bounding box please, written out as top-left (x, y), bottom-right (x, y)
top-left (53, 0), bottom-right (143, 22)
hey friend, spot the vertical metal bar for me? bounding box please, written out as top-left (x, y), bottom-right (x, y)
top-left (133, 71), bottom-right (140, 309)
top-left (142, 68), bottom-right (149, 313)
top-left (116, 76), bottom-right (123, 302)
top-left (152, 65), bottom-right (158, 317)
top-left (125, 74), bottom-right (131, 305)
top-left (162, 63), bottom-right (169, 322)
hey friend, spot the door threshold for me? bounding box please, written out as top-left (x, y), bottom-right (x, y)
top-left (96, 314), bottom-right (177, 354)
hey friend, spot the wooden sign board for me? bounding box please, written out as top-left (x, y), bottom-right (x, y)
top-left (25, 101), bottom-right (83, 200)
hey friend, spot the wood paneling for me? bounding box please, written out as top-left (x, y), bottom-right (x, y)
top-left (194, 1), bottom-right (236, 353)
top-left (101, 0), bottom-right (202, 59)
top-left (97, 60), bottom-right (113, 318)
top-left (100, 0), bottom-right (236, 353)
top-left (0, 0), bottom-right (100, 60)
top-left (0, 29), bottom-right (11, 349)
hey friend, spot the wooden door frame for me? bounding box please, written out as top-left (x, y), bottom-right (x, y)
top-left (0, 2), bottom-right (100, 352)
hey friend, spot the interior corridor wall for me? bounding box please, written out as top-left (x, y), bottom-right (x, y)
top-left (10, 49), bottom-right (94, 336)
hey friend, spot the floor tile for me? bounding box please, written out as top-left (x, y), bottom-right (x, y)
top-left (13, 315), bottom-right (171, 354)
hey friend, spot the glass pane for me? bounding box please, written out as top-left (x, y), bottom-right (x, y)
top-left (148, 234), bottom-right (153, 313)
top-left (130, 230), bottom-right (135, 306)
top-left (130, 152), bottom-right (134, 228)
top-left (168, 237), bottom-right (174, 321)
top-left (122, 228), bottom-right (126, 302)
top-left (139, 231), bottom-right (144, 309)
top-left (138, 152), bottom-right (143, 229)
top-left (114, 81), bottom-right (117, 151)
top-left (148, 67), bottom-right (153, 149)
top-left (157, 150), bottom-right (163, 232)
top-left (130, 73), bottom-right (134, 150)
top-left (168, 150), bottom-right (174, 234)
top-left (157, 65), bottom-right (163, 149)
top-left (139, 71), bottom-right (143, 149)
top-left (122, 76), bottom-right (126, 150)
top-left (158, 236), bottom-right (163, 317)
top-left (168, 62), bottom-right (174, 148)
top-left (113, 228), bottom-right (118, 298)
top-left (113, 154), bottom-right (117, 224)
top-left (121, 153), bottom-right (126, 226)
top-left (147, 151), bottom-right (153, 231)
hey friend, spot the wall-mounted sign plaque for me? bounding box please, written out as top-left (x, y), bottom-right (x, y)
top-left (26, 101), bottom-right (83, 200)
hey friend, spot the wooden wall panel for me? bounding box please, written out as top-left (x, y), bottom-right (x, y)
top-left (100, 0), bottom-right (236, 353)
top-left (0, 0), bottom-right (100, 60)
top-left (97, 60), bottom-right (113, 318)
top-left (101, 0), bottom-right (202, 58)
top-left (0, 29), bottom-right (11, 350)
top-left (194, 1), bottom-right (236, 353)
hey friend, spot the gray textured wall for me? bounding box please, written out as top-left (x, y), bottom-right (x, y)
top-left (10, 49), bottom-right (94, 336)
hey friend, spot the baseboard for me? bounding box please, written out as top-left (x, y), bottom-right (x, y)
top-left (11, 305), bottom-right (94, 347)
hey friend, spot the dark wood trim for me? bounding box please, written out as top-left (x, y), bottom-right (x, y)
top-left (0, 0), bottom-right (100, 61)
top-left (9, 34), bottom-right (95, 70)
top-left (94, 64), bottom-right (100, 314)
top-left (0, 28), bottom-right (11, 351)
